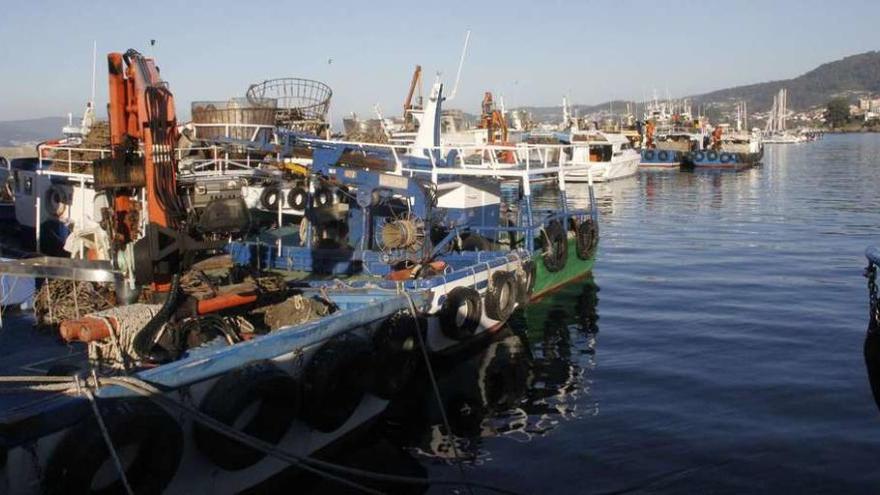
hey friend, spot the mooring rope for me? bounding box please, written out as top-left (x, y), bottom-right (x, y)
top-left (403, 292), bottom-right (475, 495)
top-left (0, 369), bottom-right (525, 494)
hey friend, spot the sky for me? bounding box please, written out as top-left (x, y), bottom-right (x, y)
top-left (0, 0), bottom-right (878, 125)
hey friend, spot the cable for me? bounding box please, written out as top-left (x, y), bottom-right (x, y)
top-left (403, 292), bottom-right (475, 495)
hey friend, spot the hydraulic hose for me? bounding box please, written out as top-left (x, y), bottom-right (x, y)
top-left (132, 274), bottom-right (181, 364)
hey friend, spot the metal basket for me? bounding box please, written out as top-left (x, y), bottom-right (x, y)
top-left (246, 78), bottom-right (332, 129)
top-left (191, 97), bottom-right (278, 141)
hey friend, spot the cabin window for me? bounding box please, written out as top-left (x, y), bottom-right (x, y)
top-left (24, 176), bottom-right (32, 195)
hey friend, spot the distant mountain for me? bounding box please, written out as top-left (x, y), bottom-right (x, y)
top-left (0, 117), bottom-right (67, 146)
top-left (691, 51), bottom-right (880, 111)
top-left (515, 50), bottom-right (880, 121)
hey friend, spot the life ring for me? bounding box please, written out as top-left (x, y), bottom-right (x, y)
top-left (516, 260), bottom-right (537, 305)
top-left (707, 151), bottom-right (719, 161)
top-left (643, 150), bottom-right (655, 160)
top-left (694, 151), bottom-right (706, 162)
top-left (575, 218), bottom-right (599, 260)
top-left (658, 150), bottom-right (669, 161)
top-left (259, 184), bottom-right (281, 210)
top-left (541, 221), bottom-right (568, 273)
top-left (193, 360), bottom-right (301, 470)
top-left (43, 399), bottom-right (183, 494)
top-left (287, 186), bottom-right (308, 210)
top-left (485, 271), bottom-right (519, 321)
top-left (368, 311), bottom-right (422, 399)
top-left (45, 184), bottom-right (68, 218)
top-left (302, 337), bottom-right (370, 432)
top-left (439, 286), bottom-right (482, 340)
top-left (313, 186), bottom-right (335, 208)
top-left (459, 232), bottom-right (492, 252)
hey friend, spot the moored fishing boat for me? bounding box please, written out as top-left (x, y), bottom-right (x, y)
top-left (0, 48), bottom-right (601, 494)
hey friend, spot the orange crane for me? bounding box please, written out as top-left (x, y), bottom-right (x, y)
top-left (96, 50), bottom-right (217, 293)
top-left (478, 92), bottom-right (508, 144)
top-left (403, 65), bottom-right (422, 132)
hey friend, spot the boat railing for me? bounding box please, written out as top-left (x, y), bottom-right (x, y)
top-left (37, 142), bottom-right (275, 178)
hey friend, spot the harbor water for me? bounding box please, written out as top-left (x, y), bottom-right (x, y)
top-left (291, 134), bottom-right (880, 494)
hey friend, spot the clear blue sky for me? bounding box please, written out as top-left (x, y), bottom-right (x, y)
top-left (1, 0), bottom-right (878, 124)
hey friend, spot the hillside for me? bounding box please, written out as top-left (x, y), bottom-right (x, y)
top-left (0, 117), bottom-right (68, 146)
top-left (692, 51), bottom-right (880, 110)
top-left (514, 50), bottom-right (880, 120)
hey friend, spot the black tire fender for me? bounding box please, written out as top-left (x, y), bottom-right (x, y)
top-left (302, 337), bottom-right (370, 432)
top-left (459, 233), bottom-right (491, 252)
top-left (707, 151), bottom-right (719, 161)
top-left (485, 271), bottom-right (518, 321)
top-left (516, 260), bottom-right (537, 305)
top-left (658, 150), bottom-right (669, 161)
top-left (575, 218), bottom-right (599, 260)
top-left (541, 220), bottom-right (568, 273)
top-left (313, 186), bottom-right (335, 208)
top-left (643, 150), bottom-right (655, 160)
top-left (287, 186), bottom-right (308, 210)
top-left (194, 360), bottom-right (301, 471)
top-left (43, 399), bottom-right (183, 494)
top-left (368, 311), bottom-right (424, 399)
top-left (260, 184), bottom-right (281, 210)
top-left (439, 286), bottom-right (482, 340)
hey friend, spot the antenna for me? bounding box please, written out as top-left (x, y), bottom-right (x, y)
top-left (447, 30), bottom-right (471, 101)
top-left (90, 40), bottom-right (97, 104)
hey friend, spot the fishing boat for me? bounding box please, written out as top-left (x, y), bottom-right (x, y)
top-left (681, 127), bottom-right (764, 170)
top-left (0, 49), bottom-right (600, 494)
top-left (864, 246), bottom-right (880, 413)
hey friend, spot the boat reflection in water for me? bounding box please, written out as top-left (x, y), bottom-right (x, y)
top-left (381, 275), bottom-right (600, 463)
top-left (259, 276), bottom-right (600, 493)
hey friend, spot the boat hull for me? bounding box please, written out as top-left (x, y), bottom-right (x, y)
top-left (532, 238), bottom-right (596, 299)
top-left (639, 149), bottom-right (682, 168)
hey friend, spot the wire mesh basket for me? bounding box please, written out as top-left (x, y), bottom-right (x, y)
top-left (191, 97), bottom-right (277, 141)
top-left (246, 78), bottom-right (332, 130)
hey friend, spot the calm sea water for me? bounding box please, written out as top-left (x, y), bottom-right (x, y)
top-left (305, 134), bottom-right (880, 494)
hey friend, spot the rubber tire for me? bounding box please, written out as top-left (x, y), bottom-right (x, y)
top-left (460, 233), bottom-right (491, 252)
top-left (516, 260), bottom-right (537, 305)
top-left (644, 150), bottom-right (655, 160)
top-left (287, 186), bottom-right (308, 210)
top-left (439, 286), bottom-right (482, 340)
top-left (302, 337), bottom-right (370, 432)
top-left (368, 312), bottom-right (423, 399)
top-left (658, 150), bottom-right (669, 161)
top-left (485, 271), bottom-right (518, 322)
top-left (575, 219), bottom-right (599, 260)
top-left (541, 221), bottom-right (568, 273)
top-left (260, 185), bottom-right (281, 210)
top-left (194, 361), bottom-right (300, 471)
top-left (313, 187), bottom-right (335, 208)
top-left (707, 151), bottom-right (719, 161)
top-left (694, 151), bottom-right (706, 162)
top-left (43, 399), bottom-right (183, 495)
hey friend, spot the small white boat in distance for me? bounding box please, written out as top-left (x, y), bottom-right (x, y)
top-left (564, 130), bottom-right (641, 182)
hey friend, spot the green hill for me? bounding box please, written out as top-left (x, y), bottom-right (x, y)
top-left (692, 50), bottom-right (880, 110)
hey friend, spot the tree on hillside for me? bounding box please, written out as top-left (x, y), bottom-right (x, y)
top-left (824, 97), bottom-right (851, 128)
